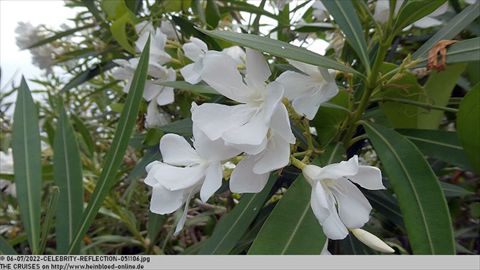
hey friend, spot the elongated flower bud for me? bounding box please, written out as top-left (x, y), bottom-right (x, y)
top-left (351, 228), bottom-right (395, 253)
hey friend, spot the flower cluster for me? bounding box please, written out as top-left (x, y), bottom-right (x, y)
top-left (132, 20), bottom-right (392, 251)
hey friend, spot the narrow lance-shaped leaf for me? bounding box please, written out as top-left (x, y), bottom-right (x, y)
top-left (393, 0), bottom-right (447, 33)
top-left (417, 63), bottom-right (466, 129)
top-left (0, 236), bottom-right (17, 255)
top-left (199, 30), bottom-right (362, 77)
top-left (364, 122), bottom-right (455, 254)
top-left (322, 0), bottom-right (370, 71)
top-left (67, 37), bottom-right (151, 254)
top-left (12, 77), bottom-right (42, 254)
top-left (412, 1), bottom-right (480, 60)
top-left (397, 129), bottom-right (472, 170)
top-left (415, 38), bottom-right (480, 67)
top-left (54, 106), bottom-right (84, 254)
top-left (248, 144), bottom-right (344, 254)
top-left (199, 175), bottom-right (278, 255)
top-left (457, 83), bottom-right (480, 173)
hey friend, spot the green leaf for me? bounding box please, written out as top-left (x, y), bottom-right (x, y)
top-left (248, 144), bottom-right (344, 254)
top-left (206, 0), bottom-right (220, 29)
top-left (417, 64), bottom-right (466, 129)
top-left (322, 0), bottom-right (370, 70)
top-left (457, 83), bottom-right (480, 173)
top-left (71, 114), bottom-right (95, 158)
top-left (54, 107), bottom-right (84, 254)
top-left (364, 122), bottom-right (455, 254)
top-left (393, 0), bottom-right (447, 32)
top-left (198, 175), bottom-right (278, 254)
top-left (62, 61), bottom-right (116, 92)
top-left (0, 236), bottom-right (17, 255)
top-left (364, 190), bottom-right (404, 228)
top-left (67, 36), bottom-right (150, 254)
top-left (110, 12), bottom-right (137, 54)
top-left (377, 63), bottom-right (424, 128)
top-left (12, 78), bottom-right (42, 254)
top-left (440, 182), bottom-right (474, 198)
top-left (40, 186), bottom-right (59, 254)
top-left (200, 30), bottom-right (362, 76)
top-left (26, 24), bottom-right (95, 49)
top-left (147, 212), bottom-right (166, 243)
top-left (158, 118), bottom-right (193, 137)
top-left (155, 81), bottom-right (217, 95)
top-left (412, 1), bottom-right (480, 60)
top-left (415, 38), bottom-right (480, 67)
top-left (312, 90), bottom-right (350, 146)
top-left (397, 129), bottom-right (472, 170)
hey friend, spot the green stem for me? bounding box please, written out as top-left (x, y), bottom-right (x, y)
top-left (343, 42), bottom-right (391, 145)
top-left (290, 156), bottom-right (306, 170)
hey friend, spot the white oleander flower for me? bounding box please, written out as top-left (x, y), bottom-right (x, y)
top-left (180, 37), bottom-right (245, 84)
top-left (312, 1), bottom-right (329, 21)
top-left (144, 125), bottom-right (240, 233)
top-left (351, 228), bottom-right (395, 253)
top-left (229, 104), bottom-right (295, 193)
top-left (374, 0), bottom-right (448, 28)
top-left (192, 48), bottom-right (285, 155)
top-left (135, 24), bottom-right (171, 65)
top-left (145, 102), bottom-right (171, 129)
top-left (276, 60), bottom-right (338, 120)
top-left (112, 58), bottom-right (176, 106)
top-left (465, 0), bottom-right (478, 4)
top-left (160, 19), bottom-right (179, 40)
top-left (302, 155), bottom-right (385, 239)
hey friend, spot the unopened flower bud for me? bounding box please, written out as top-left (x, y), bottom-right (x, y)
top-left (351, 228), bottom-right (395, 253)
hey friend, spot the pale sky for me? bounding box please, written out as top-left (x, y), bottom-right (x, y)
top-left (0, 0), bottom-right (77, 91)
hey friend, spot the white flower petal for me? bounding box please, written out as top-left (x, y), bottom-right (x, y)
top-left (321, 195), bottom-right (349, 240)
top-left (174, 188), bottom-right (196, 235)
top-left (145, 102), bottom-right (170, 128)
top-left (310, 181), bottom-right (331, 223)
top-left (222, 46), bottom-right (245, 64)
top-left (143, 81), bottom-right (159, 102)
top-left (153, 163), bottom-right (206, 191)
top-left (155, 87), bottom-right (174, 106)
top-left (373, 0), bottom-right (390, 23)
top-left (230, 156), bottom-right (270, 193)
top-left (332, 178), bottom-right (372, 229)
top-left (191, 103), bottom-right (255, 141)
top-left (288, 59), bottom-right (319, 77)
top-left (223, 111), bottom-right (269, 148)
top-left (202, 52), bottom-right (253, 103)
top-left (160, 134), bottom-right (199, 166)
top-left (144, 161), bottom-right (163, 186)
top-left (348, 166), bottom-right (385, 190)
top-left (270, 104), bottom-right (295, 143)
top-left (253, 132), bottom-right (290, 174)
top-left (180, 62), bottom-right (203, 84)
top-left (150, 185), bottom-right (185, 214)
top-left (318, 155), bottom-right (359, 180)
top-left (261, 81), bottom-right (285, 123)
top-left (192, 124), bottom-right (241, 161)
top-left (200, 163), bottom-right (223, 202)
top-left (245, 48), bottom-right (271, 88)
top-left (276, 70), bottom-right (316, 100)
top-left (183, 37), bottom-right (208, 61)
